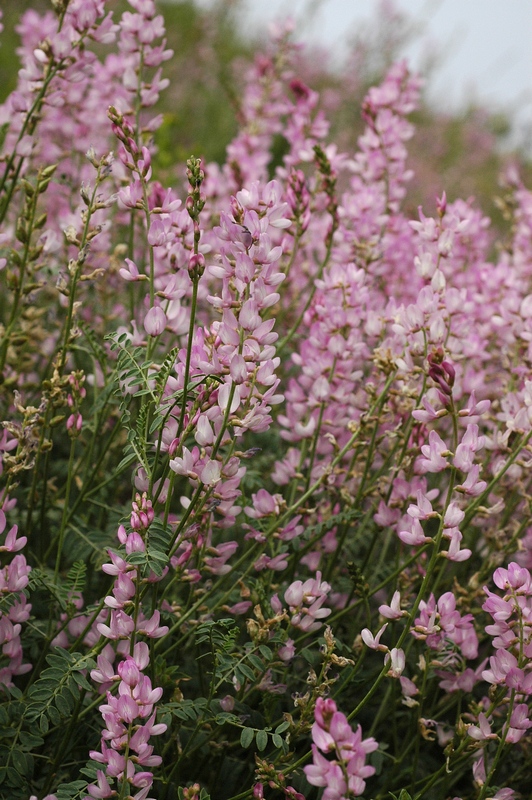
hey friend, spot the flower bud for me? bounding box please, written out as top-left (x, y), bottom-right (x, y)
top-left (188, 253), bottom-right (205, 279)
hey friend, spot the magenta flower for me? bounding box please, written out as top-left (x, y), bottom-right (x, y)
top-left (417, 430), bottom-right (449, 473)
top-left (143, 306), bottom-right (167, 336)
top-left (304, 698), bottom-right (377, 799)
top-left (284, 572), bottom-right (331, 633)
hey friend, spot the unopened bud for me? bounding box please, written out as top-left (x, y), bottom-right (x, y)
top-left (86, 146), bottom-right (98, 166)
top-left (188, 253), bottom-right (205, 279)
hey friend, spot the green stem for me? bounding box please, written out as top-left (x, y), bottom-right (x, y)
top-left (52, 436), bottom-right (77, 583)
top-left (276, 238), bottom-right (332, 356)
top-left (347, 465), bottom-right (457, 723)
top-left (0, 175), bottom-right (40, 373)
top-left (177, 275), bottom-right (200, 437)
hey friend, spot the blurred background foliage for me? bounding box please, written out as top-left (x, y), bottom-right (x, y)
top-left (1, 0), bottom-right (530, 230)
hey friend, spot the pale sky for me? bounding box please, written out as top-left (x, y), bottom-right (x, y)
top-left (234, 0), bottom-right (532, 148)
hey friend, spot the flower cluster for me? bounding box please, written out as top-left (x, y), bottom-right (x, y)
top-left (283, 571), bottom-right (332, 633)
top-left (0, 509), bottom-right (31, 687)
top-left (86, 495), bottom-right (168, 799)
top-left (88, 642), bottom-right (166, 800)
top-left (480, 563), bottom-right (532, 743)
top-left (0, 428), bottom-right (31, 688)
top-left (304, 697), bottom-right (378, 799)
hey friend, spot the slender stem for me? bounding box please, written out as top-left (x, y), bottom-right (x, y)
top-left (276, 237), bottom-right (332, 355)
top-left (177, 275), bottom-right (200, 437)
top-left (0, 174), bottom-right (40, 373)
top-left (52, 437), bottom-right (77, 584)
top-left (347, 465), bottom-right (457, 723)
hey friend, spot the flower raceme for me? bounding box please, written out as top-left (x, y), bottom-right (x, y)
top-left (304, 697), bottom-right (378, 799)
top-left (86, 497), bottom-right (168, 799)
top-left (284, 572), bottom-right (332, 633)
top-left (482, 564), bottom-right (532, 715)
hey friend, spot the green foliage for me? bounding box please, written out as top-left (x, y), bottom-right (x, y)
top-left (28, 562), bottom-right (87, 613)
top-left (53, 780), bottom-right (89, 800)
top-left (25, 648), bottom-right (95, 734)
top-left (239, 722), bottom-right (289, 753)
top-left (65, 560), bottom-right (87, 597)
top-left (77, 318), bottom-right (110, 371)
top-left (195, 617), bottom-right (239, 652)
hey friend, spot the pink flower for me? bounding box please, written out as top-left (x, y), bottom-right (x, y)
top-left (361, 624), bottom-right (388, 651)
top-left (87, 770), bottom-right (114, 798)
top-left (119, 258), bottom-right (144, 282)
top-left (417, 430), bottom-right (449, 473)
top-left (385, 647), bottom-right (406, 677)
top-left (147, 217), bottom-right (166, 247)
top-left (379, 590), bottom-right (406, 620)
top-left (304, 698), bottom-right (377, 798)
top-left (144, 306), bottom-right (167, 336)
top-left (468, 713), bottom-right (497, 741)
top-left (284, 572), bottom-right (331, 633)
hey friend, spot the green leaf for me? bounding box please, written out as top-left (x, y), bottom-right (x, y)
top-left (148, 548), bottom-right (169, 562)
top-left (155, 346), bottom-right (179, 399)
top-left (299, 647), bottom-right (317, 665)
top-left (271, 734), bottom-right (283, 749)
top-left (24, 707), bottom-right (40, 723)
top-left (76, 673), bottom-right (93, 692)
top-left (275, 721), bottom-right (290, 734)
top-left (127, 552), bottom-right (146, 565)
top-left (28, 689), bottom-right (53, 701)
top-left (67, 675), bottom-right (81, 701)
top-left (0, 123), bottom-right (9, 151)
top-left (55, 779), bottom-right (88, 800)
top-left (54, 646), bottom-right (76, 665)
top-left (47, 654), bottom-right (69, 669)
top-left (240, 727), bottom-right (254, 749)
top-left (55, 691), bottom-right (73, 716)
top-left (237, 664), bottom-right (256, 682)
top-left (19, 731), bottom-right (44, 749)
top-left (214, 712), bottom-right (239, 726)
top-left (247, 654), bottom-right (264, 671)
top-left (10, 749), bottom-right (28, 776)
top-left (31, 676), bottom-right (61, 689)
top-left (48, 704), bottom-right (61, 726)
top-left (5, 766), bottom-right (24, 788)
top-left (42, 667), bottom-right (66, 680)
top-left (370, 748), bottom-right (385, 776)
top-left (255, 729), bottom-right (268, 752)
top-left (80, 762), bottom-right (99, 780)
top-left (148, 560), bottom-right (165, 577)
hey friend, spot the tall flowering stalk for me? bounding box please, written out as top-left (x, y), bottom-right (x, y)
top-left (86, 497), bottom-right (168, 800)
top-left (304, 698), bottom-right (378, 800)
